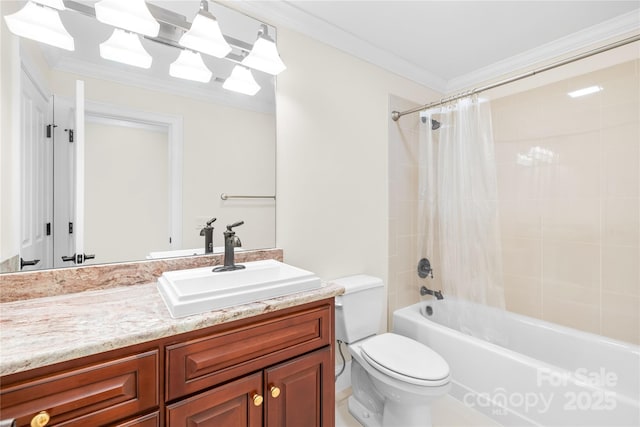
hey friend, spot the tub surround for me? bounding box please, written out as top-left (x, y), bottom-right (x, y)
top-left (0, 248), bottom-right (283, 303)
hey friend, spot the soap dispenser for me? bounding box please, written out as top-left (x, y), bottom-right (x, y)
top-left (199, 218), bottom-right (217, 254)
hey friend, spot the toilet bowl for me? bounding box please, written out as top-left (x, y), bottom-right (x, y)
top-left (334, 275), bottom-right (450, 427)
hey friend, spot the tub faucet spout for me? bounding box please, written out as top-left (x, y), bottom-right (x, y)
top-left (420, 286), bottom-right (443, 300)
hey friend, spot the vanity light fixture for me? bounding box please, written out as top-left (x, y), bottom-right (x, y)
top-left (99, 28), bottom-right (152, 69)
top-left (242, 24), bottom-right (286, 75)
top-left (94, 0), bottom-right (159, 37)
top-left (3, 0), bottom-right (75, 51)
top-left (179, 0), bottom-right (231, 59)
top-left (568, 85), bottom-right (602, 98)
top-left (223, 65), bottom-right (261, 96)
top-left (170, 49), bottom-right (212, 83)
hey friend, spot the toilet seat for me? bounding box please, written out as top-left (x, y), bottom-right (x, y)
top-left (360, 333), bottom-right (450, 387)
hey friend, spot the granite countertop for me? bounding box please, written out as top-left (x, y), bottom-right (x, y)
top-left (0, 281), bottom-right (344, 376)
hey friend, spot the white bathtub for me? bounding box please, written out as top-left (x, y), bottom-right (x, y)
top-left (392, 299), bottom-right (640, 427)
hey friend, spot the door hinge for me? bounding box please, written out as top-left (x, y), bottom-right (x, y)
top-left (46, 222), bottom-right (51, 236)
top-left (68, 222), bottom-right (74, 234)
top-left (46, 124), bottom-right (57, 138)
top-left (65, 128), bottom-right (74, 142)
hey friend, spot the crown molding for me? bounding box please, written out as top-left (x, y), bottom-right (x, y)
top-left (233, 2), bottom-right (638, 96)
top-left (445, 10), bottom-right (640, 94)
top-left (49, 56), bottom-right (275, 114)
top-left (229, 0), bottom-right (448, 92)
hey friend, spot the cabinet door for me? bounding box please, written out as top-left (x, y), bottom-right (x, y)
top-left (265, 347), bottom-right (334, 427)
top-left (166, 372), bottom-right (263, 427)
top-left (115, 412), bottom-right (159, 427)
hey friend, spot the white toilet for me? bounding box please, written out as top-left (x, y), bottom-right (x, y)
top-left (335, 275), bottom-right (450, 427)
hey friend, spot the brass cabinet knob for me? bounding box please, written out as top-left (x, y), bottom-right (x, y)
top-left (269, 385), bottom-right (281, 398)
top-left (31, 411), bottom-right (50, 427)
top-left (252, 393), bottom-right (264, 406)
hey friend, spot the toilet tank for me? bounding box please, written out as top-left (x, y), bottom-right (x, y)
top-left (334, 275), bottom-right (384, 343)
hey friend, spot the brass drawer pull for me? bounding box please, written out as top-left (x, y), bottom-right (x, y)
top-left (269, 385), bottom-right (281, 398)
top-left (252, 393), bottom-right (263, 406)
top-left (31, 411), bottom-right (50, 427)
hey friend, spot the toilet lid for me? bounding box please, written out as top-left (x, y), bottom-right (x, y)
top-left (360, 333), bottom-right (450, 386)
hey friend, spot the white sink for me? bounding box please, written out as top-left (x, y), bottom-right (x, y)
top-left (157, 259), bottom-right (321, 318)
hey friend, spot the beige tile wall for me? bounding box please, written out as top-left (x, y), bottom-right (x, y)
top-left (388, 95), bottom-right (422, 328)
top-left (492, 59), bottom-right (639, 344)
top-left (389, 60), bottom-right (638, 344)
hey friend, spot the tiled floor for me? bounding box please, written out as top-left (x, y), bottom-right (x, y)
top-left (335, 391), bottom-right (503, 427)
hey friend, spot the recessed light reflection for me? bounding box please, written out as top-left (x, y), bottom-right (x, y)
top-left (568, 85), bottom-right (602, 98)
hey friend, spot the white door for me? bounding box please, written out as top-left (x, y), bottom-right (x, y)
top-left (53, 80), bottom-right (90, 267)
top-left (19, 71), bottom-right (52, 271)
top-left (52, 97), bottom-right (74, 267)
top-left (74, 80), bottom-right (87, 263)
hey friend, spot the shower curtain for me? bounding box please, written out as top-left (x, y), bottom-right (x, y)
top-left (418, 95), bottom-right (505, 308)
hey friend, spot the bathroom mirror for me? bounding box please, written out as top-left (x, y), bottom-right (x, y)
top-left (1, 1), bottom-right (276, 273)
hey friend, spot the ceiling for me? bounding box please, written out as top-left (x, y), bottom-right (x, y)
top-left (237, 0), bottom-right (640, 93)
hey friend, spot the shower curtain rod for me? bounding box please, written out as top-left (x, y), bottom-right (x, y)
top-left (391, 34), bottom-right (640, 122)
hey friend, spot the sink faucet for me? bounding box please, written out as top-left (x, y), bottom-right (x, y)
top-left (213, 221), bottom-right (245, 272)
top-left (199, 217), bottom-right (216, 254)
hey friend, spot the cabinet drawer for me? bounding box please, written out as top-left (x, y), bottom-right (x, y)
top-left (166, 304), bottom-right (331, 401)
top-left (0, 350), bottom-right (159, 427)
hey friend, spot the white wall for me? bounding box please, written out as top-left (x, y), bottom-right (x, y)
top-left (275, 27), bottom-right (440, 297)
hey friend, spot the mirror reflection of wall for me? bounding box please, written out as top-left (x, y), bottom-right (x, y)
top-left (0, 1), bottom-right (277, 273)
top-left (85, 117), bottom-right (170, 265)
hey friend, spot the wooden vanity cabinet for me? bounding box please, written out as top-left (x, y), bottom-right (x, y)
top-left (0, 348), bottom-right (160, 427)
top-left (0, 298), bottom-right (335, 427)
top-left (165, 299), bottom-right (335, 427)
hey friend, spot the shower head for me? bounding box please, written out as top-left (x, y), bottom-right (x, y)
top-left (420, 115), bottom-right (441, 130)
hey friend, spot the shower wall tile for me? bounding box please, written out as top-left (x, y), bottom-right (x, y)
top-left (601, 292), bottom-right (640, 344)
top-left (542, 241), bottom-right (601, 288)
top-left (543, 280), bottom-right (600, 305)
top-left (503, 274), bottom-right (542, 318)
top-left (602, 245), bottom-right (640, 297)
top-left (493, 59), bottom-right (639, 345)
top-left (541, 132), bottom-right (601, 199)
top-left (496, 162), bottom-right (545, 200)
top-left (499, 198), bottom-right (543, 239)
top-left (602, 100), bottom-right (640, 128)
top-left (602, 124), bottom-right (639, 198)
top-left (501, 237), bottom-right (542, 278)
top-left (542, 197), bottom-right (600, 244)
top-left (388, 95), bottom-right (424, 326)
top-left (603, 197), bottom-right (639, 246)
top-left (543, 297), bottom-right (601, 335)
